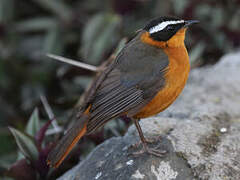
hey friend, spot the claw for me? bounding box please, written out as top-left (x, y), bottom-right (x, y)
top-left (132, 146), bottom-right (167, 157)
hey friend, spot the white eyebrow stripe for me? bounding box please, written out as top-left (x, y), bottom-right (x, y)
top-left (149, 20), bottom-right (185, 34)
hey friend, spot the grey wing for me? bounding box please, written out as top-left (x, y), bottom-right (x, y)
top-left (86, 68), bottom-right (144, 133)
top-left (86, 34), bottom-right (169, 133)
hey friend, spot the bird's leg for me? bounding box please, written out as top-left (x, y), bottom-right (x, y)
top-left (132, 118), bottom-right (167, 157)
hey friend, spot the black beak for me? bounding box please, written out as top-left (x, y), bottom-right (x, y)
top-left (184, 20), bottom-right (199, 27)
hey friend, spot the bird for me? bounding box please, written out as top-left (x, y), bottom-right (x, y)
top-left (47, 16), bottom-right (199, 168)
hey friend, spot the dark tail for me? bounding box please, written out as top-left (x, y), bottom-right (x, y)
top-left (47, 114), bottom-right (89, 168)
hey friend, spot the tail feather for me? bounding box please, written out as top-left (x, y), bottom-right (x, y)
top-left (47, 114), bottom-right (89, 168)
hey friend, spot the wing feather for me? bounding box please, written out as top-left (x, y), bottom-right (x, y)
top-left (92, 85), bottom-right (136, 111)
top-left (87, 88), bottom-right (142, 132)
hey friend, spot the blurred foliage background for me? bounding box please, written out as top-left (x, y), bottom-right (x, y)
top-left (0, 0), bottom-right (239, 179)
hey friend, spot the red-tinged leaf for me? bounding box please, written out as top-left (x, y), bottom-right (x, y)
top-left (7, 159), bottom-right (36, 180)
top-left (35, 119), bottom-right (53, 150)
top-left (34, 145), bottom-right (53, 178)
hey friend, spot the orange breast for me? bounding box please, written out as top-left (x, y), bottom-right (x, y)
top-left (134, 46), bottom-right (190, 119)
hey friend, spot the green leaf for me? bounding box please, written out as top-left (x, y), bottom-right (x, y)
top-left (0, 151), bottom-right (17, 169)
top-left (33, 0), bottom-right (72, 22)
top-left (9, 127), bottom-right (38, 161)
top-left (211, 7), bottom-right (224, 28)
top-left (25, 108), bottom-right (40, 137)
top-left (228, 12), bottom-right (240, 31)
top-left (80, 13), bottom-right (121, 65)
top-left (172, 0), bottom-right (188, 15)
top-left (14, 17), bottom-right (57, 32)
top-left (44, 25), bottom-right (63, 55)
top-left (73, 76), bottom-right (93, 88)
top-left (113, 38), bottom-right (127, 57)
top-left (0, 0), bottom-right (14, 24)
top-left (17, 151), bottom-right (25, 161)
top-left (195, 4), bottom-right (211, 20)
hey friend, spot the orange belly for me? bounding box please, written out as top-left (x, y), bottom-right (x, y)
top-left (134, 46), bottom-right (190, 119)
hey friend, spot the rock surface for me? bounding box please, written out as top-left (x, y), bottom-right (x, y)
top-left (58, 52), bottom-right (240, 180)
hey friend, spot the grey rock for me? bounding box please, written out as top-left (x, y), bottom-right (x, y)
top-left (58, 52), bottom-right (240, 180)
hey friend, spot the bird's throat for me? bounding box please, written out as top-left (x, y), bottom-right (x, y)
top-left (140, 28), bottom-right (186, 49)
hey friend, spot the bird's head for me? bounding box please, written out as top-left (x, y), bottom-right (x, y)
top-left (141, 16), bottom-right (199, 48)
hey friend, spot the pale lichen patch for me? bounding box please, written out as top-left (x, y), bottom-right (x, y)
top-left (151, 161), bottom-right (178, 180)
top-left (131, 170), bottom-right (145, 179)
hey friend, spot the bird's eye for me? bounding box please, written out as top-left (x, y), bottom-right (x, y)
top-left (166, 26), bottom-right (174, 31)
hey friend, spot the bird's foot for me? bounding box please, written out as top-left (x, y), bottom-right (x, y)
top-left (132, 145), bottom-right (167, 157)
top-left (131, 136), bottom-right (167, 157)
top-left (130, 136), bottom-right (161, 148)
